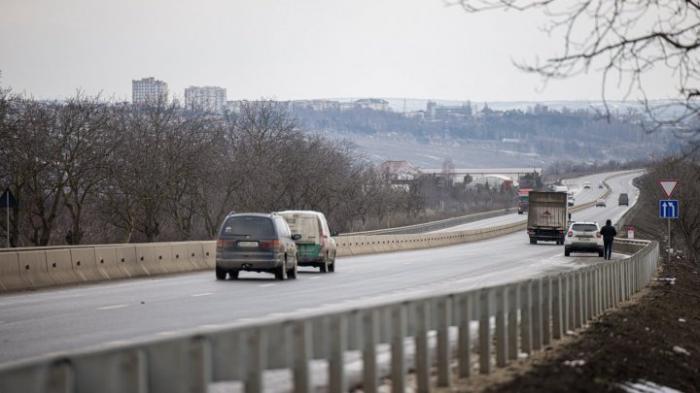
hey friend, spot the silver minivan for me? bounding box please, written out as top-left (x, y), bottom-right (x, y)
top-left (215, 213), bottom-right (300, 280)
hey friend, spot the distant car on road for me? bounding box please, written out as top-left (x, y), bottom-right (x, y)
top-left (618, 193), bottom-right (629, 206)
top-left (598, 182), bottom-right (604, 189)
top-left (583, 181), bottom-right (591, 189)
top-left (278, 210), bottom-right (337, 272)
top-left (567, 196), bottom-right (575, 207)
top-left (215, 213), bottom-right (300, 280)
top-left (595, 198), bottom-right (606, 207)
top-left (564, 221), bottom-right (604, 257)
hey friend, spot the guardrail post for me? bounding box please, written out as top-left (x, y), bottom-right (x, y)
top-left (362, 309), bottom-right (379, 393)
top-left (594, 267), bottom-right (601, 317)
top-left (600, 264), bottom-right (612, 314)
top-left (587, 269), bottom-right (594, 321)
top-left (48, 359), bottom-right (74, 393)
top-left (580, 269), bottom-right (588, 323)
top-left (495, 286), bottom-right (508, 367)
top-left (415, 301), bottom-right (430, 393)
top-left (458, 293), bottom-right (472, 378)
top-left (567, 273), bottom-right (575, 332)
top-left (612, 262), bottom-right (620, 308)
top-left (575, 270), bottom-right (583, 328)
top-left (552, 275), bottom-right (562, 340)
top-left (391, 303), bottom-right (407, 393)
top-left (507, 284), bottom-right (519, 360)
top-left (292, 320), bottom-right (311, 393)
top-left (531, 279), bottom-right (542, 351)
top-left (520, 281), bottom-right (532, 354)
top-left (190, 337), bottom-right (212, 393)
top-left (479, 288), bottom-right (491, 374)
top-left (329, 315), bottom-right (347, 393)
top-left (561, 273), bottom-right (569, 333)
top-left (437, 297), bottom-right (451, 387)
top-left (246, 328), bottom-right (265, 393)
top-left (542, 277), bottom-right (552, 346)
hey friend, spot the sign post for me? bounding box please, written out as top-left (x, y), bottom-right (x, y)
top-left (658, 179), bottom-right (679, 263)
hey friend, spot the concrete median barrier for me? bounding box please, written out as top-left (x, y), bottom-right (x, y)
top-left (170, 243), bottom-right (200, 272)
top-left (0, 252), bottom-right (27, 292)
top-left (202, 242), bottom-right (216, 268)
top-left (136, 245), bottom-right (167, 276)
top-left (45, 249), bottom-right (82, 286)
top-left (107, 247), bottom-right (136, 279)
top-left (18, 251), bottom-right (54, 289)
top-left (70, 247), bottom-right (108, 282)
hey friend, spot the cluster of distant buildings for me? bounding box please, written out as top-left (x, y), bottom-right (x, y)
top-left (131, 77), bottom-right (392, 114)
top-left (131, 76), bottom-right (486, 119)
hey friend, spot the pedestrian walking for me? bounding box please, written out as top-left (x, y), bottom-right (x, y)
top-left (600, 219), bottom-right (617, 260)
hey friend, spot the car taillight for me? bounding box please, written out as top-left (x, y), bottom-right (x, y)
top-left (216, 239), bottom-right (232, 248)
top-left (596, 232), bottom-right (602, 238)
top-left (567, 231), bottom-right (573, 237)
top-left (260, 240), bottom-right (281, 251)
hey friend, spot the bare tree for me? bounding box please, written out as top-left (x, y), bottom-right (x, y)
top-left (453, 0), bottom-right (700, 140)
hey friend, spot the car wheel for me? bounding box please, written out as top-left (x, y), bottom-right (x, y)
top-left (275, 260), bottom-right (288, 281)
top-left (328, 258), bottom-right (335, 272)
top-left (215, 266), bottom-right (226, 280)
top-left (529, 238), bottom-right (536, 245)
top-left (229, 270), bottom-right (239, 280)
top-left (564, 249), bottom-right (570, 257)
top-left (598, 251), bottom-right (604, 257)
top-left (320, 257), bottom-right (329, 273)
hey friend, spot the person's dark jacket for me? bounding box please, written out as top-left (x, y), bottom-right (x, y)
top-left (600, 225), bottom-right (617, 241)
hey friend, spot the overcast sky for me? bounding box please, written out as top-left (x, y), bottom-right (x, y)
top-left (0, 0), bottom-right (677, 102)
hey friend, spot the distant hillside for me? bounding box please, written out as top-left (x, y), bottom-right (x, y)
top-left (290, 102), bottom-right (679, 168)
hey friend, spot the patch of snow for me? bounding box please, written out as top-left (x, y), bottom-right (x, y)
top-left (657, 277), bottom-right (676, 285)
top-left (620, 380), bottom-right (684, 393)
top-left (678, 318), bottom-right (686, 323)
top-left (518, 352), bottom-right (529, 359)
top-left (673, 346), bottom-right (690, 356)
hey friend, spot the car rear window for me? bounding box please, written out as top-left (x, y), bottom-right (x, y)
top-left (220, 216), bottom-right (276, 239)
top-left (280, 213), bottom-right (320, 242)
top-left (572, 224), bottom-right (598, 232)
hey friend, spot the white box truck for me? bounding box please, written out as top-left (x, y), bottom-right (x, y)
top-left (527, 191), bottom-right (568, 245)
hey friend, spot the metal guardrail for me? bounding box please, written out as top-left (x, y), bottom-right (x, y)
top-left (341, 207), bottom-right (513, 236)
top-left (0, 238), bottom-right (659, 393)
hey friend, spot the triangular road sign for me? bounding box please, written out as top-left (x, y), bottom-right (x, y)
top-left (659, 180), bottom-right (678, 198)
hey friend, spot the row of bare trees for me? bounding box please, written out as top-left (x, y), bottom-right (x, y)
top-left (0, 90), bottom-right (415, 246)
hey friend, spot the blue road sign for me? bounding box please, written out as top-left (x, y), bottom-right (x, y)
top-left (659, 199), bottom-right (679, 219)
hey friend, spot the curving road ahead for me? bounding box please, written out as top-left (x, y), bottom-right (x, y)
top-left (0, 171), bottom-right (641, 365)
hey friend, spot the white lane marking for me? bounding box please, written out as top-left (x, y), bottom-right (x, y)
top-left (191, 292), bottom-right (214, 297)
top-left (309, 276), bottom-right (321, 280)
top-left (97, 304), bottom-right (128, 311)
top-left (259, 283), bottom-right (277, 288)
top-left (156, 331), bottom-right (177, 336)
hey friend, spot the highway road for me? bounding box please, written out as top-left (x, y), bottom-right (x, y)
top-left (432, 171), bottom-right (628, 232)
top-left (0, 171), bottom-right (641, 365)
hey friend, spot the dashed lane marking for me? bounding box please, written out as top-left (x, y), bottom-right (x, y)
top-left (191, 292), bottom-right (214, 297)
top-left (259, 283), bottom-right (277, 288)
top-left (97, 304), bottom-right (128, 311)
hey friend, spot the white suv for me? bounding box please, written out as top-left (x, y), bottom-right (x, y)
top-left (564, 221), bottom-right (604, 257)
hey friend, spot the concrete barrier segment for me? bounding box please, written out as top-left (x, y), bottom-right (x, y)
top-left (18, 250), bottom-right (54, 289)
top-left (45, 248), bottom-right (82, 286)
top-left (70, 247), bottom-right (108, 282)
top-left (0, 251), bottom-right (27, 292)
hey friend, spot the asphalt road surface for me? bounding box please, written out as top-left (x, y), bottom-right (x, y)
top-left (0, 171), bottom-right (641, 365)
